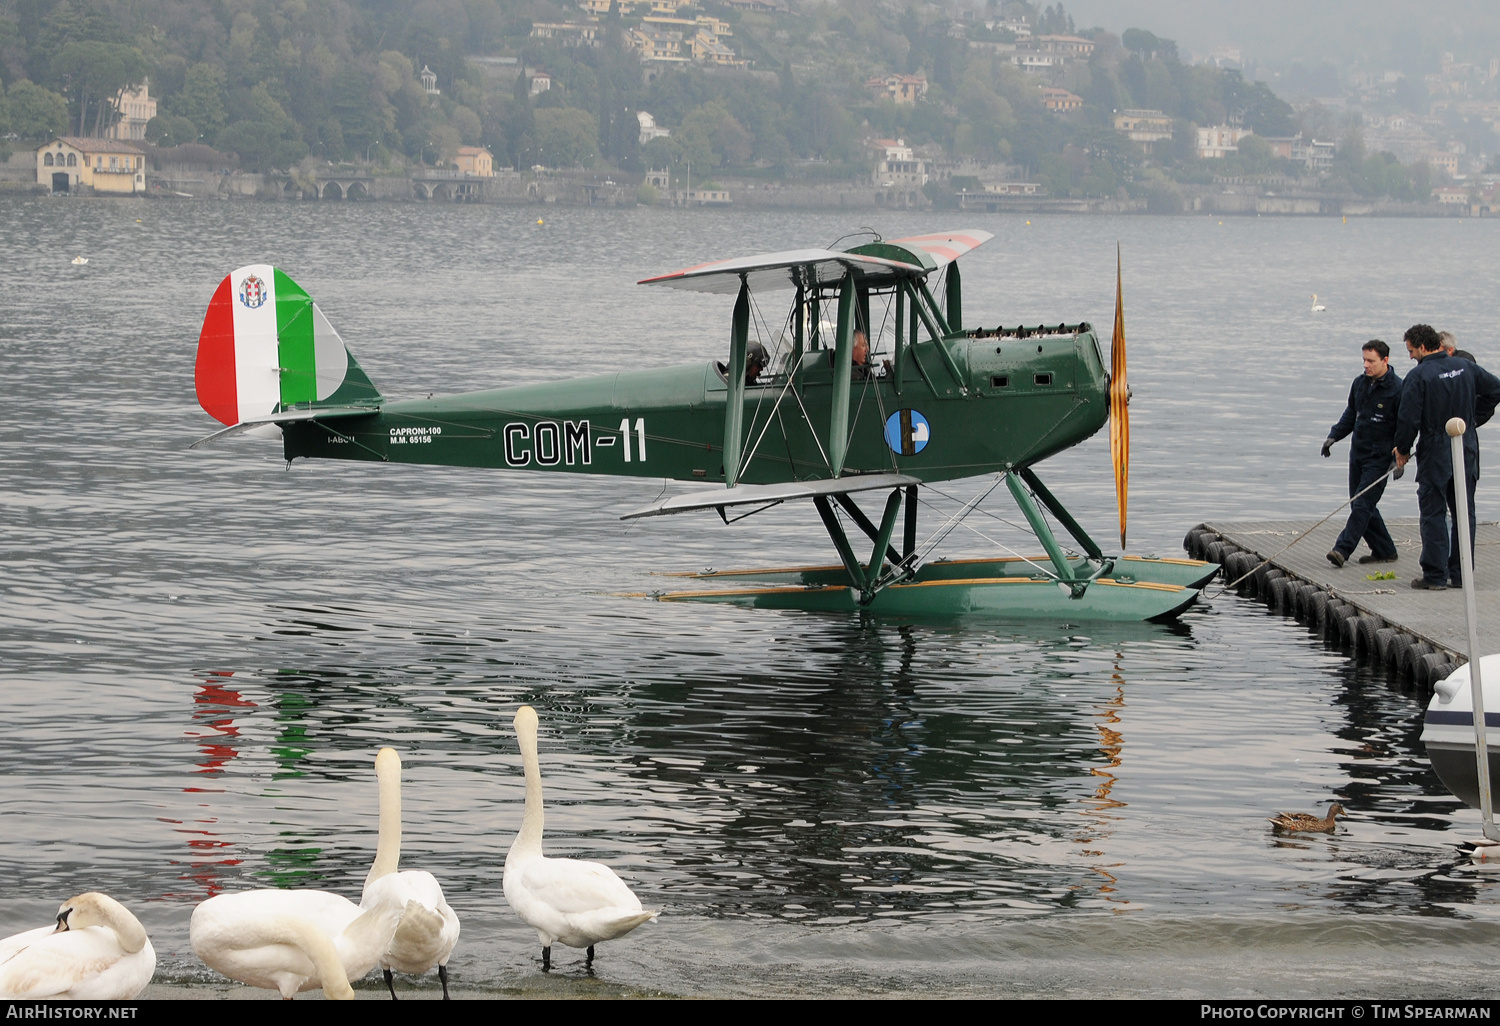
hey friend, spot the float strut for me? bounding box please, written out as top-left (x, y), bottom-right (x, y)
top-left (1005, 472), bottom-right (1085, 595)
top-left (1018, 467), bottom-right (1106, 563)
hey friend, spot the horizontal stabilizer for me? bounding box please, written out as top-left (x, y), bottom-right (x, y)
top-left (622, 473), bottom-right (919, 520)
top-left (189, 405), bottom-right (377, 449)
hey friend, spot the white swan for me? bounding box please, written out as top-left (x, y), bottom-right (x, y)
top-left (70, 256), bottom-right (87, 265)
top-left (1310, 293), bottom-right (1326, 312)
top-left (190, 875), bottom-right (415, 999)
top-left (0, 893), bottom-right (155, 999)
top-left (364, 747), bottom-right (460, 999)
top-left (504, 705), bottom-right (657, 970)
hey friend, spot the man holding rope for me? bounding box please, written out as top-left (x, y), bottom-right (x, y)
top-left (1393, 323), bottom-right (1500, 590)
top-left (1322, 339), bottom-right (1403, 569)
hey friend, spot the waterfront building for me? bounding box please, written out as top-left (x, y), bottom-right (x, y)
top-left (107, 79), bottom-right (156, 142)
top-left (1196, 124), bottom-right (1252, 159)
top-left (637, 112), bottom-right (671, 145)
top-left (629, 28), bottom-right (688, 63)
top-left (454, 147), bottom-right (495, 177)
top-left (984, 181), bottom-right (1044, 195)
top-left (1034, 35), bottom-right (1096, 58)
top-left (1114, 109), bottom-right (1174, 153)
top-left (869, 138), bottom-right (926, 188)
top-left (1426, 152), bottom-right (1460, 178)
top-left (37, 138), bottom-right (146, 194)
top-left (529, 21), bottom-right (602, 47)
top-left (866, 74), bottom-right (928, 105)
top-left (1040, 87), bottom-right (1083, 112)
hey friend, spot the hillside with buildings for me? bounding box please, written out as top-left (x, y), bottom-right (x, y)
top-left (0, 0), bottom-right (1495, 212)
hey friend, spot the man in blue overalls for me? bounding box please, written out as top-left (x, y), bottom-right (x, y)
top-left (1322, 340), bottom-right (1402, 568)
top-left (1393, 323), bottom-right (1500, 590)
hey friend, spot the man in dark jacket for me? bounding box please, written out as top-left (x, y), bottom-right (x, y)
top-left (1393, 323), bottom-right (1500, 589)
top-left (1322, 339), bottom-right (1402, 568)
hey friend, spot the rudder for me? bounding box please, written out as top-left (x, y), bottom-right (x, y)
top-left (195, 265), bottom-right (382, 427)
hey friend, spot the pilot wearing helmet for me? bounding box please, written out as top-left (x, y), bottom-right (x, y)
top-left (746, 342), bottom-right (768, 385)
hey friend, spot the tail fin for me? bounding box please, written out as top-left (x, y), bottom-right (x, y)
top-left (195, 265), bottom-right (382, 427)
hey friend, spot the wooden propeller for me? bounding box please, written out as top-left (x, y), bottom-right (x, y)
top-left (1109, 245), bottom-right (1129, 551)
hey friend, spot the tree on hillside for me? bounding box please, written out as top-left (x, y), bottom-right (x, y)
top-left (1121, 28), bottom-right (1177, 62)
top-left (1037, 4), bottom-right (1075, 36)
top-left (51, 40), bottom-right (147, 136)
top-left (169, 63), bottom-right (227, 141)
top-left (528, 107), bottom-right (598, 168)
top-left (5, 80), bottom-right (68, 139)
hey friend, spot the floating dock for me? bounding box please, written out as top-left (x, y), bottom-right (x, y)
top-left (1185, 517), bottom-right (1500, 688)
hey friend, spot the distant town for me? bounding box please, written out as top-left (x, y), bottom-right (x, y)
top-left (1, 0), bottom-right (1496, 214)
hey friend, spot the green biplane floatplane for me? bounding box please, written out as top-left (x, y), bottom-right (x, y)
top-left (192, 229), bottom-right (1216, 620)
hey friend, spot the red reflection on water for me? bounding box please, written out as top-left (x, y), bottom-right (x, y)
top-left (177, 673), bottom-right (258, 898)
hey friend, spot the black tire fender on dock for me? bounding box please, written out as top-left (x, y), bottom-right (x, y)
top-left (1205, 540), bottom-right (1226, 569)
top-left (1325, 602), bottom-right (1353, 644)
top-left (1227, 553), bottom-right (1253, 594)
top-left (1268, 576), bottom-right (1293, 615)
top-left (1289, 583), bottom-right (1315, 624)
top-left (1308, 591), bottom-right (1331, 634)
top-left (1355, 616), bottom-right (1382, 661)
top-left (1417, 653), bottom-right (1454, 690)
top-left (1262, 569), bottom-right (1286, 606)
top-left (1374, 627), bottom-right (1399, 668)
top-left (1387, 633), bottom-right (1413, 674)
top-left (1401, 641), bottom-right (1434, 680)
top-left (1184, 526), bottom-right (1209, 556)
top-left (1340, 615), bottom-right (1362, 650)
top-left (1316, 598), bottom-right (1343, 640)
top-left (1296, 585), bottom-right (1320, 625)
top-left (1250, 562), bottom-right (1272, 599)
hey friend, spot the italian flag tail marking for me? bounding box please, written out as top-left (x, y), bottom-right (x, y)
top-left (195, 265), bottom-right (367, 427)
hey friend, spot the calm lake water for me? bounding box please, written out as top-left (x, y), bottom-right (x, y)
top-left (4, 197), bottom-right (1500, 998)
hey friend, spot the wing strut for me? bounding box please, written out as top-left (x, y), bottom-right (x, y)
top-left (945, 260), bottom-right (962, 332)
top-left (723, 275), bottom-right (750, 486)
top-left (829, 271), bottom-right (855, 476)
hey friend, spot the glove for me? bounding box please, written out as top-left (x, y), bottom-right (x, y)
top-left (1320, 437), bottom-right (1335, 458)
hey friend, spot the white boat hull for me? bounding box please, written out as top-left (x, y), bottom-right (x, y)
top-left (1422, 654), bottom-right (1500, 811)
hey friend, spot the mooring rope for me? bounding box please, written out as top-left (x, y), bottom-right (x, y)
top-left (1211, 460), bottom-right (1401, 597)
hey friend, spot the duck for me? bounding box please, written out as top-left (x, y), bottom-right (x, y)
top-left (1269, 802), bottom-right (1345, 833)
top-left (0, 893), bottom-right (155, 999)
top-left (70, 256), bottom-right (87, 265)
top-left (190, 873), bottom-right (416, 999)
top-left (1310, 293), bottom-right (1326, 312)
top-left (364, 747), bottom-right (460, 999)
top-left (504, 705), bottom-right (657, 971)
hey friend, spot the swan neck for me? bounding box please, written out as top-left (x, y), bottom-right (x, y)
top-left (514, 717), bottom-right (544, 857)
top-left (281, 917), bottom-right (355, 1000)
top-left (69, 894), bottom-right (148, 955)
top-left (367, 758), bottom-right (402, 886)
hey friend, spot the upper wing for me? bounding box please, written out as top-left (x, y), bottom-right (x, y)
top-left (884, 230), bottom-right (994, 267)
top-left (639, 248), bottom-right (925, 294)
